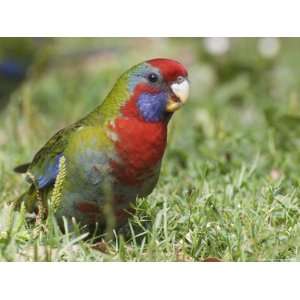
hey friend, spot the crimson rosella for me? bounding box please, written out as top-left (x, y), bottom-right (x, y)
top-left (15, 58), bottom-right (190, 230)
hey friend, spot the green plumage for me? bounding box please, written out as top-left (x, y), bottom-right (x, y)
top-left (15, 63), bottom-right (138, 227)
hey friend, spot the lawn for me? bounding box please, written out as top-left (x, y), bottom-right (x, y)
top-left (1, 37), bottom-right (300, 261)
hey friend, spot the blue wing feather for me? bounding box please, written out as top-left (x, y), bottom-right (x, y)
top-left (36, 153), bottom-right (63, 189)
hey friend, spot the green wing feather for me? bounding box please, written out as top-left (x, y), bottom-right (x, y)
top-left (25, 123), bottom-right (82, 187)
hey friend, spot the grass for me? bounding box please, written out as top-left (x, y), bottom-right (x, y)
top-left (1, 38), bottom-right (300, 261)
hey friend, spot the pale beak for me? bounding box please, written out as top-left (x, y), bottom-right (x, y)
top-left (166, 78), bottom-right (190, 112)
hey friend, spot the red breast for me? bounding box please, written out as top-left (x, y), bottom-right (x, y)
top-left (109, 86), bottom-right (168, 185)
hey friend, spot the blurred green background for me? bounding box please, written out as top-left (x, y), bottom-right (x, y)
top-left (1, 38), bottom-right (300, 261)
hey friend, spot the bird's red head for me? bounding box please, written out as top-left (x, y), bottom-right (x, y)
top-left (123, 58), bottom-right (190, 122)
top-left (146, 58), bottom-right (188, 83)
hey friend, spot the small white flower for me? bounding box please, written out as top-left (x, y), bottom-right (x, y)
top-left (257, 38), bottom-right (281, 58)
top-left (203, 37), bottom-right (231, 56)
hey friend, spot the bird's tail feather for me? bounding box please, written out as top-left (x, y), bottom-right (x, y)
top-left (14, 163), bottom-right (30, 174)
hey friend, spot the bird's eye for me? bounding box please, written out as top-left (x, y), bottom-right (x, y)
top-left (148, 73), bottom-right (159, 83)
top-left (176, 76), bottom-right (185, 83)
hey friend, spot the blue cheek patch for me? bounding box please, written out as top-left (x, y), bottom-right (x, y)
top-left (137, 91), bottom-right (168, 122)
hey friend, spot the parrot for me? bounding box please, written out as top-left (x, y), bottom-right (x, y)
top-left (14, 58), bottom-right (190, 231)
